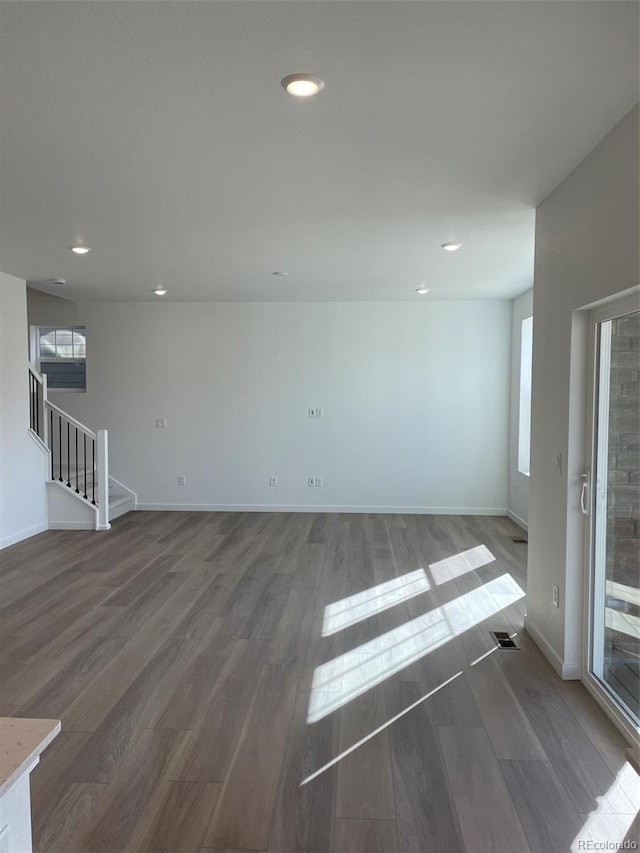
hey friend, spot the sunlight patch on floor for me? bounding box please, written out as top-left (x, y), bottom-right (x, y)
top-left (572, 762), bottom-right (640, 851)
top-left (322, 569), bottom-right (430, 637)
top-left (307, 572), bottom-right (524, 723)
top-left (428, 544), bottom-right (495, 585)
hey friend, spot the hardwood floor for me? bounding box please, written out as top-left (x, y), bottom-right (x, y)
top-left (0, 511), bottom-right (637, 852)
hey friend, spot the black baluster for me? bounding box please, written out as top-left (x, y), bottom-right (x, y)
top-left (35, 379), bottom-right (39, 436)
top-left (50, 410), bottom-right (54, 479)
top-left (67, 421), bottom-right (71, 486)
top-left (58, 415), bottom-right (63, 481)
top-left (83, 434), bottom-right (87, 499)
top-left (75, 428), bottom-right (79, 493)
top-left (91, 439), bottom-right (96, 505)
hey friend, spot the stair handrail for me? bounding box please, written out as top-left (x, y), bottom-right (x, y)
top-left (28, 362), bottom-right (43, 383)
top-left (43, 398), bottom-right (109, 530)
top-left (45, 399), bottom-right (96, 440)
top-left (28, 363), bottom-right (47, 443)
top-left (28, 364), bottom-right (110, 530)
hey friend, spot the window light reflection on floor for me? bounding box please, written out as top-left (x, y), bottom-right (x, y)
top-left (307, 572), bottom-right (525, 723)
top-left (428, 544), bottom-right (495, 585)
top-left (322, 569), bottom-right (431, 637)
top-left (571, 763), bottom-right (639, 851)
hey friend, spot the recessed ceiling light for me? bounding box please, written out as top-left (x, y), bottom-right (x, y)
top-left (272, 271), bottom-right (288, 277)
top-left (69, 245), bottom-right (91, 255)
top-left (153, 288), bottom-right (167, 296)
top-left (441, 242), bottom-right (462, 252)
top-left (281, 73), bottom-right (325, 98)
top-left (416, 287), bottom-right (430, 295)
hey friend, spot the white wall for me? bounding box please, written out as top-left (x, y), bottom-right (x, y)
top-left (508, 288), bottom-right (533, 529)
top-left (0, 272), bottom-right (48, 548)
top-left (56, 300), bottom-right (511, 513)
top-left (527, 105), bottom-right (639, 677)
top-left (26, 287), bottom-right (78, 328)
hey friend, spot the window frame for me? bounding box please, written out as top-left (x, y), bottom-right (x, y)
top-left (517, 315), bottom-right (533, 477)
top-left (33, 325), bottom-right (87, 392)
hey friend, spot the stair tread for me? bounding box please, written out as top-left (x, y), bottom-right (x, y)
top-left (109, 494), bottom-right (133, 505)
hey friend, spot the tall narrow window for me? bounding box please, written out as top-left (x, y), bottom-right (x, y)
top-left (37, 326), bottom-right (87, 390)
top-left (518, 316), bottom-right (533, 475)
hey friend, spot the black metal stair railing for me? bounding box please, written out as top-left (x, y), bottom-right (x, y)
top-left (47, 402), bottom-right (97, 506)
top-left (28, 367), bottom-right (44, 440)
top-left (29, 364), bottom-right (109, 528)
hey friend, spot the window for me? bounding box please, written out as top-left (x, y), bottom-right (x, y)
top-left (518, 316), bottom-right (533, 475)
top-left (37, 326), bottom-right (87, 390)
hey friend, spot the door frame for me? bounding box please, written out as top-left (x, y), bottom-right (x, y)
top-left (582, 291), bottom-right (640, 747)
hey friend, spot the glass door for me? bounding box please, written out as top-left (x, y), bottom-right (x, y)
top-left (589, 303), bottom-right (640, 732)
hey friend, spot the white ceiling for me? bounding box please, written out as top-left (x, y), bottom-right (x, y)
top-left (0, 1), bottom-right (637, 302)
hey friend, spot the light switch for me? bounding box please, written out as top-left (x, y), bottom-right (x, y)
top-left (156, 418), bottom-right (168, 429)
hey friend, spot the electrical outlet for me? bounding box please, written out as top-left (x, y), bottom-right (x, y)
top-left (155, 418), bottom-right (168, 429)
top-left (314, 476), bottom-right (323, 487)
top-left (552, 585), bottom-right (559, 607)
top-left (269, 476), bottom-right (278, 487)
top-left (308, 476), bottom-right (315, 487)
top-left (177, 475), bottom-right (186, 486)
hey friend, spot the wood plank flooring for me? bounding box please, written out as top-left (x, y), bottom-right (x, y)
top-left (0, 511), bottom-right (638, 852)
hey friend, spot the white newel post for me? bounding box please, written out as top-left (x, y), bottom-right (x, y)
top-left (97, 429), bottom-right (110, 530)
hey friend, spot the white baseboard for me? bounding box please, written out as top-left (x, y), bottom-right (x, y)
top-left (0, 522), bottom-right (48, 550)
top-left (507, 510), bottom-right (528, 531)
top-left (523, 615), bottom-right (581, 680)
top-left (560, 661), bottom-right (582, 680)
top-left (48, 520), bottom-right (97, 531)
top-left (523, 616), bottom-right (564, 676)
top-left (135, 503), bottom-right (510, 515)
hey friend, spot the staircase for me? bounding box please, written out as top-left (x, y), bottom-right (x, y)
top-left (28, 365), bottom-right (136, 530)
top-left (49, 460), bottom-right (136, 523)
top-left (109, 490), bottom-right (136, 521)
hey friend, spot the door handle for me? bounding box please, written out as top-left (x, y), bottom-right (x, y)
top-left (580, 473), bottom-right (589, 516)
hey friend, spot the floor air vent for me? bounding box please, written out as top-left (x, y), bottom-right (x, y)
top-left (511, 536), bottom-right (528, 544)
top-left (491, 631), bottom-right (520, 650)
